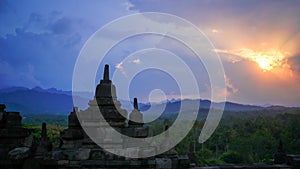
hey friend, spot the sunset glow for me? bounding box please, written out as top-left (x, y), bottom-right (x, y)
top-left (215, 48), bottom-right (290, 72)
top-left (238, 48), bottom-right (288, 72)
top-left (256, 58), bottom-right (272, 71)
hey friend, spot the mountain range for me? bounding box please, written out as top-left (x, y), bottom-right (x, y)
top-left (0, 87), bottom-right (297, 116)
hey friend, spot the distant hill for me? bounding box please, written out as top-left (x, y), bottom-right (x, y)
top-left (0, 87), bottom-right (150, 115)
top-left (0, 87), bottom-right (77, 115)
top-left (139, 99), bottom-right (265, 115)
top-left (0, 86), bottom-right (298, 116)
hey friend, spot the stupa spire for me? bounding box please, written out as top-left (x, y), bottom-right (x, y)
top-left (134, 98), bottom-right (138, 110)
top-left (103, 64), bottom-right (109, 81)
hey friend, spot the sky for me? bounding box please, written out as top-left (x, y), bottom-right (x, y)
top-left (1, 0), bottom-right (300, 106)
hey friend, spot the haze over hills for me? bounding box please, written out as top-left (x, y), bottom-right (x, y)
top-left (0, 87), bottom-right (298, 116)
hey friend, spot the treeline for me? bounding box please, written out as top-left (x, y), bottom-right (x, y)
top-left (172, 113), bottom-right (300, 164)
top-left (22, 114), bottom-right (68, 127)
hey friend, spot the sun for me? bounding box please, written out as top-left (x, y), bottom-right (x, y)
top-left (256, 58), bottom-right (273, 71)
top-left (236, 48), bottom-right (286, 72)
top-left (215, 48), bottom-right (290, 73)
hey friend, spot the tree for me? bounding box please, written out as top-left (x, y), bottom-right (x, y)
top-left (221, 151), bottom-right (243, 163)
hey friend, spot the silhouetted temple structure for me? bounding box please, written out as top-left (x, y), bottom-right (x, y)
top-left (128, 98), bottom-right (144, 127)
top-left (51, 64), bottom-right (187, 168)
top-left (0, 104), bottom-right (33, 168)
top-left (0, 65), bottom-right (299, 169)
top-left (94, 64), bottom-right (128, 127)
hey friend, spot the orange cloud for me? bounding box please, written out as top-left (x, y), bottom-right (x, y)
top-left (215, 48), bottom-right (293, 76)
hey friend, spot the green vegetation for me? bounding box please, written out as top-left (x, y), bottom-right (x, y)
top-left (173, 113), bottom-right (300, 164)
top-left (21, 110), bottom-right (300, 164)
top-left (22, 114), bottom-right (68, 127)
top-left (22, 114), bottom-right (66, 142)
top-left (23, 124), bottom-right (65, 142)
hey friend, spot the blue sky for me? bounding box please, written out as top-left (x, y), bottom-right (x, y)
top-left (1, 0), bottom-right (300, 106)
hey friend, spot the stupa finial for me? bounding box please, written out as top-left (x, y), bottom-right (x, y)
top-left (134, 98), bottom-right (138, 110)
top-left (103, 64), bottom-right (109, 81)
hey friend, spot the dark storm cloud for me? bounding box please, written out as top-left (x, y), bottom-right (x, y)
top-left (0, 13), bottom-right (83, 89)
top-left (49, 17), bottom-right (73, 34)
top-left (22, 12), bottom-right (79, 35)
top-left (0, 1), bottom-right (133, 90)
top-left (0, 0), bottom-right (14, 15)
